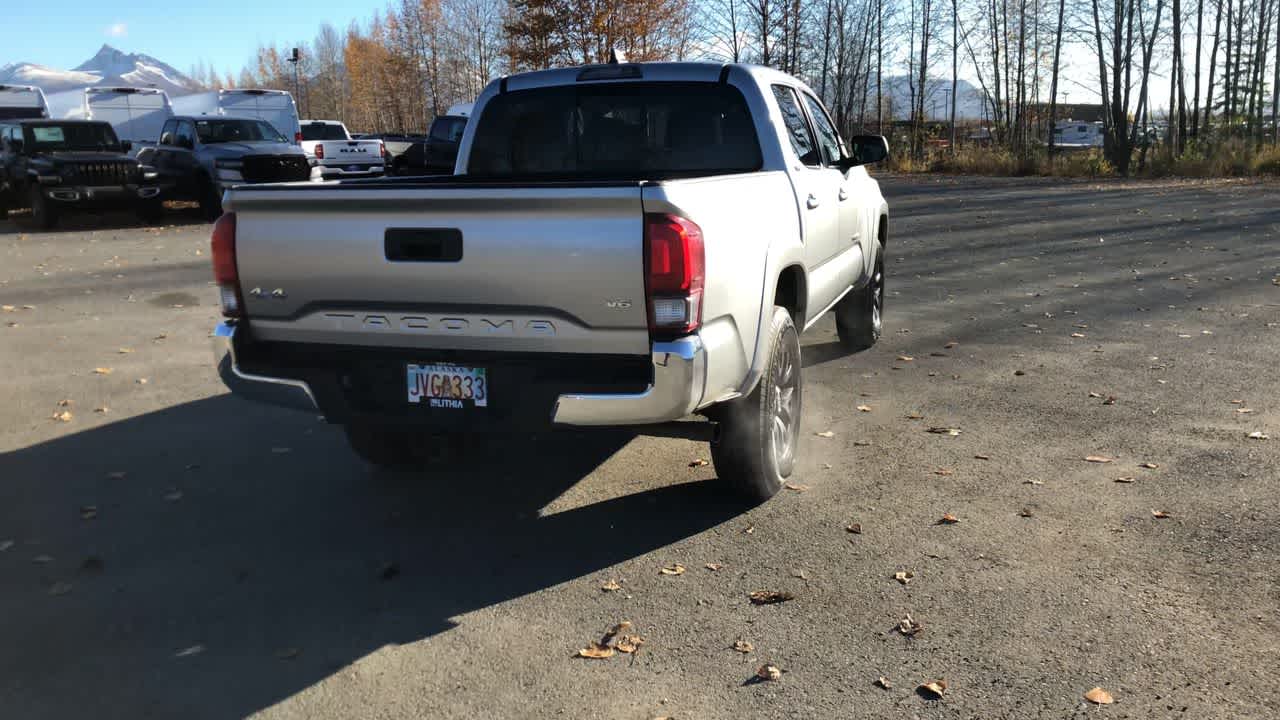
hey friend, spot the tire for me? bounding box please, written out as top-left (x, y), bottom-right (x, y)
top-left (197, 175), bottom-right (222, 221)
top-left (29, 186), bottom-right (57, 230)
top-left (344, 423), bottom-right (423, 471)
top-left (711, 306), bottom-right (802, 502)
top-left (835, 240), bottom-right (884, 352)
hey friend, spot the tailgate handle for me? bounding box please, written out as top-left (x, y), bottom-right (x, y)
top-left (385, 228), bottom-right (463, 262)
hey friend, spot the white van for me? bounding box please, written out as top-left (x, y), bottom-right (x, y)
top-left (1053, 120), bottom-right (1104, 148)
top-left (81, 87), bottom-right (174, 147)
top-left (171, 89), bottom-right (302, 144)
top-left (0, 84), bottom-right (50, 120)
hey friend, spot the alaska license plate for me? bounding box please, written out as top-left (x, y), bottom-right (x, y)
top-left (407, 364), bottom-right (488, 408)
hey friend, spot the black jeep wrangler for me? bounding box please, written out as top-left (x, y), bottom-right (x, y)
top-left (0, 119), bottom-right (163, 229)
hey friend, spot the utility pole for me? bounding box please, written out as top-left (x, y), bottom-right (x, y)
top-left (287, 47), bottom-right (302, 117)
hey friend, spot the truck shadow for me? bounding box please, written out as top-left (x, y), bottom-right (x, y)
top-left (0, 204), bottom-right (207, 235)
top-left (0, 395), bottom-right (746, 719)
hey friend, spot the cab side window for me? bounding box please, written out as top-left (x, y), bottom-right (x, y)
top-left (771, 85), bottom-right (821, 167)
top-left (801, 93), bottom-right (844, 167)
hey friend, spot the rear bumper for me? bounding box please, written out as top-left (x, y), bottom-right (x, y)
top-left (315, 164), bottom-right (386, 180)
top-left (551, 337), bottom-right (705, 425)
top-left (211, 321), bottom-right (705, 427)
top-left (213, 322), bottom-right (319, 413)
top-left (41, 184), bottom-right (161, 204)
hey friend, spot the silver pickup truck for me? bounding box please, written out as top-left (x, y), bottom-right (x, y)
top-left (211, 62), bottom-right (889, 501)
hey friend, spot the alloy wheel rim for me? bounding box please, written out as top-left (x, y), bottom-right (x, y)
top-left (771, 333), bottom-right (799, 467)
top-left (871, 265), bottom-right (884, 334)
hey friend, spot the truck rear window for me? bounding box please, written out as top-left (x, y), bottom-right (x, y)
top-left (302, 123), bottom-right (348, 141)
top-left (466, 82), bottom-right (762, 179)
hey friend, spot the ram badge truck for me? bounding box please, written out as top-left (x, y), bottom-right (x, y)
top-left (300, 120), bottom-right (386, 180)
top-left (210, 62), bottom-right (889, 501)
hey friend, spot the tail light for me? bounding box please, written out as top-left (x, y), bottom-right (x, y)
top-left (314, 144), bottom-right (324, 159)
top-left (380, 140), bottom-right (388, 160)
top-left (644, 213), bottom-right (704, 337)
top-left (294, 131), bottom-right (302, 144)
top-left (210, 212), bottom-right (242, 318)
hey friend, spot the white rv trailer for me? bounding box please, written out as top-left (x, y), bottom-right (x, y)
top-left (0, 84), bottom-right (50, 120)
top-left (171, 89), bottom-right (302, 144)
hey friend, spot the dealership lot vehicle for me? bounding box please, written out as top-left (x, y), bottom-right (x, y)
top-left (44, 86), bottom-right (173, 155)
top-left (0, 118), bottom-right (161, 228)
top-left (2, 175), bottom-right (1279, 720)
top-left (299, 120), bottom-right (386, 180)
top-left (362, 132), bottom-right (429, 175)
top-left (212, 62), bottom-right (890, 500)
top-left (0, 84), bottom-right (49, 120)
top-left (137, 115), bottom-right (310, 219)
top-left (423, 113), bottom-right (468, 172)
top-left (171, 88), bottom-right (302, 144)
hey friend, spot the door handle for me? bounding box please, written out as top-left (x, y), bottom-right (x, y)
top-left (806, 194), bottom-right (820, 209)
top-left (838, 188), bottom-right (849, 201)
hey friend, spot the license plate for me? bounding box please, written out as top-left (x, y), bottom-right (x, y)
top-left (407, 364), bottom-right (488, 408)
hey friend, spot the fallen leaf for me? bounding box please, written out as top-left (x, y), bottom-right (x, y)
top-left (1014, 369), bottom-right (1026, 376)
top-left (918, 679), bottom-right (948, 698)
top-left (688, 458), bottom-right (708, 468)
top-left (1247, 431), bottom-right (1269, 440)
top-left (1230, 399), bottom-right (1245, 404)
top-left (974, 454), bottom-right (991, 460)
top-left (732, 639), bottom-right (754, 653)
top-left (0, 305), bottom-right (13, 312)
top-left (275, 647), bottom-right (301, 660)
top-left (896, 355), bottom-right (914, 362)
top-left (876, 676), bottom-right (893, 689)
top-left (1152, 509), bottom-right (1172, 519)
top-left (1084, 687), bottom-right (1114, 704)
top-left (1019, 508), bottom-right (1034, 517)
top-left (1088, 391), bottom-right (1103, 398)
top-left (815, 430), bottom-right (835, 438)
top-left (853, 440), bottom-right (872, 446)
top-left (659, 563), bottom-right (686, 576)
top-left (603, 621), bottom-right (633, 640)
top-left (57, 399), bottom-right (72, 407)
top-left (742, 525), bottom-right (755, 535)
top-left (615, 635), bottom-right (644, 654)
top-left (174, 644), bottom-right (205, 658)
top-left (937, 513), bottom-right (959, 525)
top-left (1085, 455), bottom-right (1115, 463)
top-left (136, 378), bottom-right (148, 385)
top-left (926, 427), bottom-right (961, 436)
top-left (892, 570), bottom-right (914, 585)
top-left (601, 579), bottom-right (622, 592)
top-left (1102, 396), bottom-right (1117, 405)
top-left (944, 341), bottom-right (958, 349)
top-left (906, 413), bottom-right (924, 420)
top-left (704, 562), bottom-right (723, 571)
top-left (94, 407), bottom-right (109, 414)
top-left (784, 482), bottom-right (809, 492)
top-left (1138, 462), bottom-right (1159, 469)
top-left (577, 642), bottom-right (615, 659)
top-left (846, 522), bottom-right (863, 534)
top-left (933, 468), bottom-right (954, 476)
top-left (1236, 408), bottom-right (1254, 414)
top-left (748, 590), bottom-right (795, 605)
top-left (1115, 477), bottom-right (1137, 483)
top-left (1071, 332), bottom-right (1086, 338)
top-left (756, 664), bottom-right (782, 681)
top-left (118, 348), bottom-right (134, 354)
top-left (92, 367), bottom-right (113, 375)
top-left (1023, 479), bottom-right (1044, 485)
top-left (857, 405), bottom-right (872, 412)
top-left (52, 410), bottom-right (73, 423)
top-left (898, 614), bottom-right (924, 636)
top-left (80, 506), bottom-right (98, 520)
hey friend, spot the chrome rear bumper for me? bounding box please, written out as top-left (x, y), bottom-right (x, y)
top-left (552, 336), bottom-right (705, 426)
top-left (213, 321), bottom-right (318, 413)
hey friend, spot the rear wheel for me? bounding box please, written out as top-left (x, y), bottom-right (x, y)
top-left (711, 306), bottom-right (801, 502)
top-left (29, 186), bottom-right (57, 230)
top-left (835, 241), bottom-right (884, 351)
top-left (197, 175), bottom-right (222, 221)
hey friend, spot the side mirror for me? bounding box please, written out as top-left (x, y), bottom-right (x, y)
top-left (160, 132), bottom-right (175, 146)
top-left (839, 135), bottom-right (890, 169)
top-left (120, 140), bottom-right (132, 153)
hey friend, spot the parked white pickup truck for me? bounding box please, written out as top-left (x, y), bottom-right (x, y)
top-left (300, 120), bottom-right (386, 180)
top-left (211, 62), bottom-right (889, 500)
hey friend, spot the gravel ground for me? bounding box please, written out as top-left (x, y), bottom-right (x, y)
top-left (1, 175), bottom-right (1278, 719)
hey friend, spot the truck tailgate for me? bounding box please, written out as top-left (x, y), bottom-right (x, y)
top-left (227, 183), bottom-right (650, 355)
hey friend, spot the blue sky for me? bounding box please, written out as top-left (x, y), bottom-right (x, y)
top-left (4, 0), bottom-right (379, 75)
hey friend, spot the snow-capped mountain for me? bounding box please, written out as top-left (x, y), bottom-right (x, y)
top-left (0, 45), bottom-right (199, 96)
